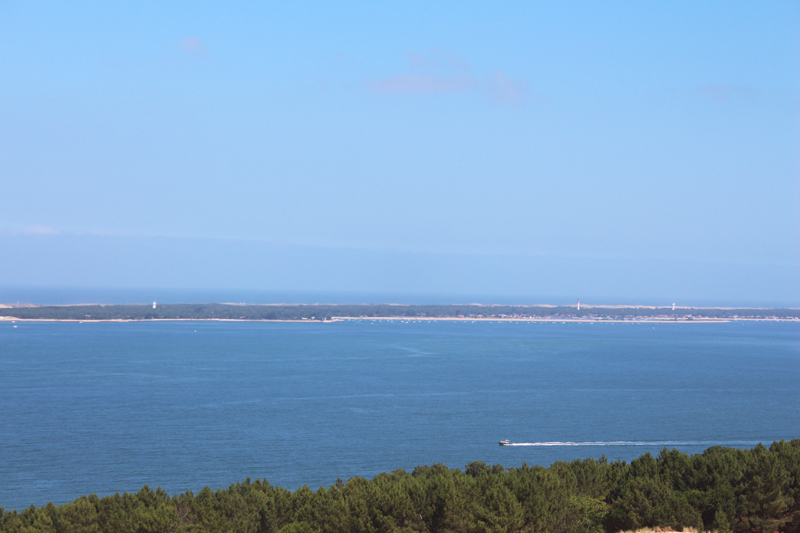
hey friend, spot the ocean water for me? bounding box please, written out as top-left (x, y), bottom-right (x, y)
top-left (1, 319), bottom-right (798, 510)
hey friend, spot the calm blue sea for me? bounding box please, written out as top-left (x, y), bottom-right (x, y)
top-left (1, 319), bottom-right (798, 510)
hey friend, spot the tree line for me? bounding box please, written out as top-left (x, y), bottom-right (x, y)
top-left (2, 304), bottom-right (798, 321)
top-left (1, 441), bottom-right (798, 533)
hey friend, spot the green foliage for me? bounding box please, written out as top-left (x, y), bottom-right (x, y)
top-left (2, 442), bottom-right (799, 533)
top-left (559, 495), bottom-right (609, 533)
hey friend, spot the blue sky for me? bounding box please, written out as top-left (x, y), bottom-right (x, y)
top-left (1, 2), bottom-right (798, 304)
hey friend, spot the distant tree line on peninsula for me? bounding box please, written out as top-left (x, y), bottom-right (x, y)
top-left (1, 303), bottom-right (798, 321)
top-left (1, 441), bottom-right (799, 533)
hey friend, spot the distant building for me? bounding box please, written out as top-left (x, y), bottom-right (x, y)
top-left (153, 301), bottom-right (157, 309)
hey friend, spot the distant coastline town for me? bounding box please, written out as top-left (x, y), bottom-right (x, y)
top-left (0, 303), bottom-right (798, 322)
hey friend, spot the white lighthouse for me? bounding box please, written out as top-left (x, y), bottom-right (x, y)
top-left (153, 301), bottom-right (157, 309)
top-left (577, 299), bottom-right (581, 311)
top-left (672, 302), bottom-right (675, 311)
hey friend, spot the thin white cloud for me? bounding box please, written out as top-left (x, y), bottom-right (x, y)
top-left (366, 73), bottom-right (478, 94)
top-left (486, 71), bottom-right (529, 106)
top-left (18, 225), bottom-right (60, 235)
top-left (180, 37), bottom-right (209, 59)
top-left (365, 50), bottom-right (530, 106)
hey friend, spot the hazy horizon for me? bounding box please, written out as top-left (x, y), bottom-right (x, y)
top-left (2, 2), bottom-right (797, 301)
top-left (1, 283), bottom-right (796, 309)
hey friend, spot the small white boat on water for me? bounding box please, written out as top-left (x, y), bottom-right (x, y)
top-left (499, 439), bottom-right (511, 446)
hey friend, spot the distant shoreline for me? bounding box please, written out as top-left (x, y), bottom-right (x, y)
top-left (3, 303), bottom-right (799, 311)
top-left (3, 316), bottom-right (799, 324)
top-left (334, 316), bottom-right (736, 323)
top-left (1, 303), bottom-right (798, 323)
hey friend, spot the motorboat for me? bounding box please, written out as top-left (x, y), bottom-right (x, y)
top-left (499, 439), bottom-right (511, 446)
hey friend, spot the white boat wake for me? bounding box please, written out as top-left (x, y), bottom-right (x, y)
top-left (502, 440), bottom-right (762, 447)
